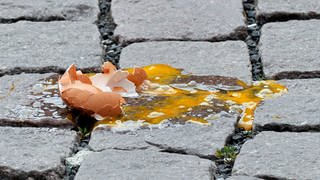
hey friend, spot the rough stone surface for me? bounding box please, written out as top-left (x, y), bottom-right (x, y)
top-left (232, 131), bottom-right (320, 179)
top-left (258, 0), bottom-right (320, 14)
top-left (120, 41), bottom-right (251, 82)
top-left (89, 127), bottom-right (152, 151)
top-left (0, 73), bottom-right (73, 127)
top-left (254, 79), bottom-right (320, 131)
top-left (111, 0), bottom-right (244, 42)
top-left (75, 149), bottom-right (215, 180)
top-left (90, 116), bottom-right (236, 158)
top-left (0, 127), bottom-right (77, 179)
top-left (0, 21), bottom-right (102, 70)
top-left (260, 20), bottom-right (320, 77)
top-left (144, 117), bottom-right (236, 158)
top-left (0, 0), bottom-right (99, 22)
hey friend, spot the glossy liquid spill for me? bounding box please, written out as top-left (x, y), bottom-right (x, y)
top-left (93, 64), bottom-right (287, 131)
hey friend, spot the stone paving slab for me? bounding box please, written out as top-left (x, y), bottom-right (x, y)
top-left (0, 21), bottom-right (102, 70)
top-left (75, 149), bottom-right (215, 180)
top-left (258, 0), bottom-right (320, 14)
top-left (0, 0), bottom-right (99, 22)
top-left (260, 20), bottom-right (320, 78)
top-left (232, 131), bottom-right (320, 179)
top-left (120, 41), bottom-right (251, 82)
top-left (0, 127), bottom-right (77, 179)
top-left (254, 79), bottom-right (320, 131)
top-left (89, 128), bottom-right (152, 151)
top-left (111, 0), bottom-right (245, 42)
top-left (90, 116), bottom-right (236, 158)
top-left (0, 73), bottom-right (73, 127)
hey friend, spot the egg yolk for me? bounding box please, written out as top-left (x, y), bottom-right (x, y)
top-left (95, 64), bottom-right (287, 131)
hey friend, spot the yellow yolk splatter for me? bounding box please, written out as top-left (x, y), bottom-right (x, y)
top-left (126, 64), bottom-right (184, 84)
top-left (96, 64), bottom-right (287, 130)
top-left (214, 80), bottom-right (287, 130)
top-left (97, 88), bottom-right (211, 126)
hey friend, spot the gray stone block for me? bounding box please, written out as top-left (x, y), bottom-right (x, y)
top-left (89, 128), bottom-right (152, 151)
top-left (232, 131), bottom-right (320, 179)
top-left (260, 20), bottom-right (320, 78)
top-left (0, 127), bottom-right (77, 179)
top-left (0, 21), bottom-right (102, 70)
top-left (75, 149), bottom-right (215, 180)
top-left (0, 0), bottom-right (99, 22)
top-left (111, 0), bottom-right (245, 42)
top-left (0, 73), bottom-right (73, 127)
top-left (89, 116), bottom-right (236, 158)
top-left (120, 41), bottom-right (251, 82)
top-left (254, 79), bottom-right (320, 131)
top-left (258, 0), bottom-right (320, 14)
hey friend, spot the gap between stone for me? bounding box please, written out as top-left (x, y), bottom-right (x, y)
top-left (243, 0), bottom-right (266, 81)
top-left (257, 11), bottom-right (320, 26)
top-left (0, 66), bottom-right (101, 77)
top-left (255, 123), bottom-right (320, 133)
top-left (0, 118), bottom-right (74, 129)
top-left (145, 140), bottom-right (216, 161)
top-left (64, 133), bottom-right (89, 180)
top-left (214, 126), bottom-right (257, 179)
top-left (270, 71), bottom-right (320, 80)
top-left (0, 16), bottom-right (66, 24)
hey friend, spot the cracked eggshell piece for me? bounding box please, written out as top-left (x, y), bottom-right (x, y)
top-left (58, 64), bottom-right (78, 92)
top-left (90, 68), bottom-right (138, 97)
top-left (102, 61), bottom-right (117, 74)
top-left (84, 92), bottom-right (125, 117)
top-left (89, 73), bottom-right (113, 92)
top-left (59, 63), bottom-right (127, 119)
top-left (127, 67), bottom-right (148, 87)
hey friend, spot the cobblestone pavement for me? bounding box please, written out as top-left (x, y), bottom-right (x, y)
top-left (0, 0), bottom-right (319, 179)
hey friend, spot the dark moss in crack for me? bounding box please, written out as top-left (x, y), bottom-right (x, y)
top-left (214, 128), bottom-right (257, 179)
top-left (97, 0), bottom-right (122, 68)
top-left (243, 0), bottom-right (266, 81)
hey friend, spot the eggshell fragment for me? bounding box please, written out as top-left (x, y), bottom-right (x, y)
top-left (58, 64), bottom-right (77, 91)
top-left (90, 63), bottom-right (138, 97)
top-left (84, 92), bottom-right (125, 117)
top-left (127, 68), bottom-right (148, 87)
top-left (90, 73), bottom-right (113, 92)
top-left (102, 61), bottom-right (117, 73)
top-left (76, 71), bottom-right (92, 84)
top-left (58, 62), bottom-right (143, 120)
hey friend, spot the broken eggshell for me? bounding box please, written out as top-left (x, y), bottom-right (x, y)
top-left (58, 62), bottom-right (147, 120)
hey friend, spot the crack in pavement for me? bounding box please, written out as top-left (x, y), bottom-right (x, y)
top-left (0, 16), bottom-right (66, 24)
top-left (257, 11), bottom-right (320, 26)
top-left (243, 0), bottom-right (266, 81)
top-left (145, 141), bottom-right (216, 161)
top-left (255, 123), bottom-right (320, 133)
top-left (0, 66), bottom-right (101, 77)
top-left (255, 173), bottom-right (289, 180)
top-left (270, 71), bottom-right (320, 80)
top-left (64, 133), bottom-right (87, 180)
top-left (97, 0), bottom-right (120, 68)
top-left (214, 126), bottom-right (257, 179)
top-left (0, 118), bottom-right (74, 129)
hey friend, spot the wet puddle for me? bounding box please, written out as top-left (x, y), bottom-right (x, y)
top-left (30, 77), bottom-right (68, 119)
top-left (27, 64), bottom-right (287, 133)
